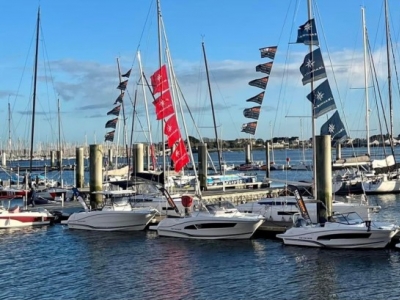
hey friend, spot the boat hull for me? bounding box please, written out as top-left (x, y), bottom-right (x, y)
top-left (362, 179), bottom-right (400, 194)
top-left (277, 226), bottom-right (397, 249)
top-left (67, 210), bottom-right (156, 231)
top-left (156, 215), bottom-right (264, 240)
top-left (0, 212), bottom-right (53, 228)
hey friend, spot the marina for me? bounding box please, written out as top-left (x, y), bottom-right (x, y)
top-left (2, 0), bottom-right (400, 298)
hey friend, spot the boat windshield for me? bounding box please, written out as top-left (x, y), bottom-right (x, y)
top-left (205, 201), bottom-right (236, 213)
top-left (103, 196), bottom-right (130, 206)
top-left (331, 212), bottom-right (363, 224)
top-left (135, 183), bottom-right (159, 195)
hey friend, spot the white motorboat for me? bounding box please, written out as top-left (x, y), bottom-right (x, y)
top-left (67, 190), bottom-right (158, 231)
top-left (127, 182), bottom-right (199, 217)
top-left (276, 212), bottom-right (398, 249)
top-left (152, 199), bottom-right (265, 240)
top-left (0, 201), bottom-right (54, 228)
top-left (236, 195), bottom-right (380, 227)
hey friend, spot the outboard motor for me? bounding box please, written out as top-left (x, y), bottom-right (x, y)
top-left (181, 195), bottom-right (193, 216)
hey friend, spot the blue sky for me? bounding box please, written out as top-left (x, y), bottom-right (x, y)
top-left (0, 0), bottom-right (399, 149)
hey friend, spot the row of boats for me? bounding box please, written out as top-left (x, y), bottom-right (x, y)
top-left (1, 179), bottom-right (399, 250)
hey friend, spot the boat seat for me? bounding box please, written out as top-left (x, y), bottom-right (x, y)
top-left (8, 206), bottom-right (20, 213)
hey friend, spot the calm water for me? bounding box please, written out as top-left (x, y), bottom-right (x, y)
top-left (2, 148), bottom-right (400, 299)
top-left (1, 199), bottom-right (400, 300)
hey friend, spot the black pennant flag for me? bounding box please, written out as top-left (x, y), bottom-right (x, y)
top-left (246, 92), bottom-right (264, 105)
top-left (249, 77), bottom-right (269, 90)
top-left (241, 122), bottom-right (257, 135)
top-left (122, 69), bottom-right (131, 78)
top-left (256, 62), bottom-right (273, 75)
top-left (259, 46), bottom-right (277, 59)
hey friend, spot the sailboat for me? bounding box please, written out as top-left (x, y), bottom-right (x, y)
top-left (360, 0), bottom-right (400, 194)
top-left (275, 2), bottom-right (398, 249)
top-left (0, 8), bottom-right (55, 228)
top-left (147, 0), bottom-right (264, 239)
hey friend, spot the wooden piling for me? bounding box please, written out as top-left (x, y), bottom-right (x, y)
top-left (1, 152), bottom-right (6, 167)
top-left (315, 135), bottom-right (332, 219)
top-left (265, 142), bottom-right (271, 186)
top-left (245, 143), bottom-right (251, 164)
top-left (132, 143), bottom-right (144, 173)
top-left (76, 147), bottom-right (84, 188)
top-left (336, 143), bottom-right (341, 160)
top-left (108, 149), bottom-right (113, 166)
top-left (89, 144), bottom-right (103, 208)
top-left (50, 151), bottom-right (55, 168)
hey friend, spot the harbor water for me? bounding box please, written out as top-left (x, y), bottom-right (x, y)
top-left (1, 148), bottom-right (400, 299)
top-left (1, 197), bottom-right (400, 300)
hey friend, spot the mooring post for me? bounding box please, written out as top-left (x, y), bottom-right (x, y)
top-left (315, 135), bottom-right (332, 220)
top-left (265, 142), bottom-right (271, 187)
top-left (245, 143), bottom-right (251, 164)
top-left (132, 143), bottom-right (144, 173)
top-left (89, 144), bottom-right (103, 209)
top-left (76, 147), bottom-right (84, 188)
top-left (50, 150), bottom-right (55, 168)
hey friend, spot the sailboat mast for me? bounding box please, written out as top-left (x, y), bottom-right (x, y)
top-left (8, 102), bottom-right (11, 161)
top-left (157, 0), bottom-right (166, 182)
top-left (362, 7), bottom-right (370, 156)
top-left (57, 98), bottom-right (61, 152)
top-left (116, 57), bottom-right (129, 166)
top-left (202, 42), bottom-right (222, 174)
top-left (307, 0), bottom-right (317, 198)
top-left (30, 7), bottom-right (40, 174)
top-left (57, 98), bottom-right (63, 186)
top-left (384, 0), bottom-right (394, 147)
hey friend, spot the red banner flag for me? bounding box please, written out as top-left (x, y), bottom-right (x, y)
top-left (164, 114), bottom-right (181, 147)
top-left (174, 152), bottom-right (190, 172)
top-left (153, 90), bottom-right (175, 120)
top-left (150, 65), bottom-right (169, 94)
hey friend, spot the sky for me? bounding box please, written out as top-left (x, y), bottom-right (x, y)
top-left (0, 0), bottom-right (399, 150)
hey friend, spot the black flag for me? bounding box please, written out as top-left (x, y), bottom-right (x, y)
top-left (296, 18), bottom-right (319, 46)
top-left (122, 69), bottom-right (132, 78)
top-left (114, 92), bottom-right (124, 105)
top-left (299, 48), bottom-right (327, 85)
top-left (246, 92), bottom-right (264, 105)
top-left (241, 122), bottom-right (257, 135)
top-left (105, 118), bottom-right (118, 129)
top-left (105, 130), bottom-right (115, 142)
top-left (306, 80), bottom-right (336, 118)
top-left (243, 106), bottom-right (261, 120)
top-left (320, 111), bottom-right (347, 143)
top-left (256, 62), bottom-right (273, 75)
top-left (249, 77), bottom-right (269, 90)
top-left (107, 105), bottom-right (121, 116)
top-left (259, 46), bottom-right (277, 59)
top-left (117, 80), bottom-right (128, 90)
